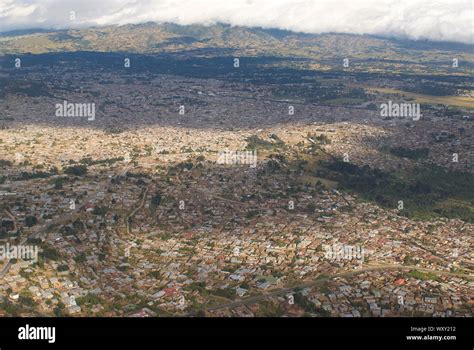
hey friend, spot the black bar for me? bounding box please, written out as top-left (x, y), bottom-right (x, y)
top-left (0, 317), bottom-right (471, 348)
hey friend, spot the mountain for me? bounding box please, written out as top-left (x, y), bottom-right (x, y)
top-left (1, 23), bottom-right (473, 72)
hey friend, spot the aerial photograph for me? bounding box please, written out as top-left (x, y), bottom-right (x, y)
top-left (0, 0), bottom-right (472, 346)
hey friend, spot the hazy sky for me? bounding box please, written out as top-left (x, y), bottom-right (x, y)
top-left (0, 0), bottom-right (472, 44)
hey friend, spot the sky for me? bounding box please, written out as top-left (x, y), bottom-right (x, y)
top-left (0, 0), bottom-right (472, 44)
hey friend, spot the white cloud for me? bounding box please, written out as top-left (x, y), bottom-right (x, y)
top-left (0, 0), bottom-right (472, 44)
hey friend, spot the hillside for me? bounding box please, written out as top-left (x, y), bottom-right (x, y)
top-left (1, 23), bottom-right (473, 76)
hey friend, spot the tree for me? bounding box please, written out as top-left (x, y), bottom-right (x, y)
top-left (151, 192), bottom-right (162, 206)
top-left (64, 165), bottom-right (88, 176)
top-left (57, 264), bottom-right (69, 272)
top-left (307, 203), bottom-right (316, 213)
top-left (54, 301), bottom-right (65, 316)
top-left (41, 247), bottom-right (59, 261)
top-left (25, 215), bottom-right (37, 227)
top-left (92, 206), bottom-right (108, 216)
top-left (74, 252), bottom-right (87, 263)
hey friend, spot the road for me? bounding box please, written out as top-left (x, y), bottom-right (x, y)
top-left (202, 263), bottom-right (473, 313)
top-left (126, 185), bottom-right (150, 235)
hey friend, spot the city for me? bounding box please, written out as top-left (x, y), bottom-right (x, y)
top-left (0, 0), bottom-right (472, 346)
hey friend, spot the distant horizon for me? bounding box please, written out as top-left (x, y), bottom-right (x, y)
top-left (1, 21), bottom-right (473, 49)
top-left (1, 0), bottom-right (472, 44)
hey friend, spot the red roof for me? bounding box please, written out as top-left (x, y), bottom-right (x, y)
top-left (394, 278), bottom-right (406, 286)
top-left (183, 232), bottom-right (194, 239)
top-left (164, 287), bottom-right (177, 297)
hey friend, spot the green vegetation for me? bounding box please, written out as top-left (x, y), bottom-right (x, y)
top-left (92, 206), bottom-right (108, 216)
top-left (245, 135), bottom-right (284, 151)
top-left (57, 264), bottom-right (69, 272)
top-left (74, 252), bottom-right (87, 263)
top-left (403, 256), bottom-right (417, 266)
top-left (1, 300), bottom-right (25, 316)
top-left (18, 292), bottom-right (36, 308)
top-left (151, 191), bottom-right (162, 206)
top-left (13, 171), bottom-right (52, 181)
top-left (322, 161), bottom-right (474, 222)
top-left (125, 171), bottom-right (151, 179)
top-left (76, 294), bottom-right (102, 306)
top-left (184, 282), bottom-right (206, 292)
top-left (53, 301), bottom-right (65, 316)
top-left (176, 161), bottom-right (193, 171)
top-left (389, 147), bottom-right (429, 160)
top-left (255, 301), bottom-right (286, 317)
top-left (147, 271), bottom-right (162, 279)
top-left (210, 288), bottom-right (236, 300)
top-left (306, 203), bottom-right (317, 212)
top-left (79, 156), bottom-right (124, 166)
top-left (294, 293), bottom-right (330, 316)
top-left (64, 165), bottom-right (88, 176)
top-left (41, 246), bottom-right (61, 261)
top-left (409, 270), bottom-right (441, 281)
top-left (24, 215), bottom-right (38, 227)
top-left (51, 177), bottom-right (65, 189)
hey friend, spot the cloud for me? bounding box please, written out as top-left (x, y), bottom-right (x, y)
top-left (0, 0), bottom-right (472, 44)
